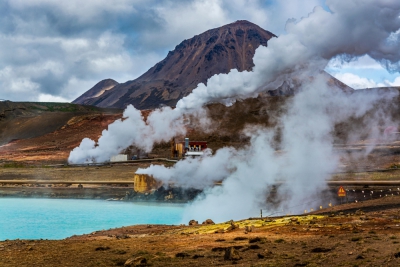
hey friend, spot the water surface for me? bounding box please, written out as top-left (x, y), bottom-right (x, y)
top-left (0, 198), bottom-right (185, 240)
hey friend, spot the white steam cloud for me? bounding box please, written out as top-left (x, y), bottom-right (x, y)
top-left (139, 77), bottom-right (398, 222)
top-left (68, 106), bottom-right (187, 163)
top-left (69, 1), bottom-right (400, 221)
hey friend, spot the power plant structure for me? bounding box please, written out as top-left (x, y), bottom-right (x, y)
top-left (130, 138), bottom-right (208, 193)
top-left (171, 137), bottom-right (207, 158)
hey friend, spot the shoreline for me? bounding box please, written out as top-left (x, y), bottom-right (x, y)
top-left (0, 185), bottom-right (199, 203)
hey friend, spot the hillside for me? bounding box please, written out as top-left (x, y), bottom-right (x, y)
top-left (0, 101), bottom-right (122, 163)
top-left (2, 85), bottom-right (399, 169)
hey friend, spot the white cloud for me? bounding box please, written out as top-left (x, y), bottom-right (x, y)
top-left (333, 72), bottom-right (400, 89)
top-left (328, 55), bottom-right (384, 70)
top-left (38, 93), bottom-right (69, 103)
top-left (8, 0), bottom-right (136, 22)
top-left (4, 0), bottom-right (398, 103)
top-left (148, 0), bottom-right (229, 50)
top-left (334, 73), bottom-right (380, 89)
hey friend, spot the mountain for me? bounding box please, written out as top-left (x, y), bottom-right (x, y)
top-left (73, 79), bottom-right (119, 105)
top-left (73, 20), bottom-right (277, 109)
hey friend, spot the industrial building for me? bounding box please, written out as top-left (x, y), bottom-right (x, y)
top-left (171, 138), bottom-right (207, 158)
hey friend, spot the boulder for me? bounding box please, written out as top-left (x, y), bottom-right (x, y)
top-left (124, 256), bottom-right (147, 266)
top-left (224, 247), bottom-right (241, 261)
top-left (202, 219), bottom-right (215, 225)
top-left (189, 220), bottom-right (198, 225)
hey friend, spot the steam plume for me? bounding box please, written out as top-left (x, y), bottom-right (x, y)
top-left (69, 106), bottom-right (187, 163)
top-left (140, 77), bottom-right (397, 222)
top-left (69, 0), bottom-right (400, 164)
top-left (69, 1), bottom-right (400, 221)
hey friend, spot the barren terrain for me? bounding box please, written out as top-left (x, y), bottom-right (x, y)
top-left (1, 96), bottom-right (400, 266)
top-left (1, 196), bottom-right (400, 267)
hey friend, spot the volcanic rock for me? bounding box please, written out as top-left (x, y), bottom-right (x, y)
top-left (224, 247), bottom-right (241, 261)
top-left (202, 219), bottom-right (215, 225)
top-left (188, 220), bottom-right (198, 226)
top-left (124, 256), bottom-right (147, 266)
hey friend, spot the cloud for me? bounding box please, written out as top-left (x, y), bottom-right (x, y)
top-left (0, 0), bottom-right (329, 102)
top-left (3, 0), bottom-right (397, 103)
top-left (327, 55), bottom-right (384, 70)
top-left (334, 73), bottom-right (380, 89)
top-left (327, 55), bottom-right (400, 89)
top-left (38, 93), bottom-right (69, 102)
top-left (334, 72), bottom-right (400, 89)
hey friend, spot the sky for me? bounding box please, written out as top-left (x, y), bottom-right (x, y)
top-left (0, 0), bottom-right (399, 103)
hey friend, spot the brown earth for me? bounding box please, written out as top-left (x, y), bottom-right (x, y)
top-left (1, 196), bottom-right (400, 266)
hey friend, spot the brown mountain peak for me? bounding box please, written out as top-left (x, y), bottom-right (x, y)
top-left (73, 21), bottom-right (276, 109)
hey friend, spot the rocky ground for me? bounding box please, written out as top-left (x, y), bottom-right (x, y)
top-left (1, 196), bottom-right (400, 267)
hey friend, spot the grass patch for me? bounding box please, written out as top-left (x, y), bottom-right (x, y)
top-left (29, 102), bottom-right (83, 112)
top-left (2, 162), bottom-right (26, 168)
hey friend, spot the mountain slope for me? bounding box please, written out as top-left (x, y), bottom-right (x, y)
top-left (73, 20), bottom-right (277, 109)
top-left (0, 101), bottom-right (121, 147)
top-left (73, 79), bottom-right (119, 105)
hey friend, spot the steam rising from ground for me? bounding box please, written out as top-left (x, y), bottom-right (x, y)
top-left (139, 78), bottom-right (398, 222)
top-left (69, 1), bottom-right (400, 221)
top-left (69, 106), bottom-right (191, 163)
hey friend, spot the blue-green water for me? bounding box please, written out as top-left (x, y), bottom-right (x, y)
top-left (0, 198), bottom-right (185, 240)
